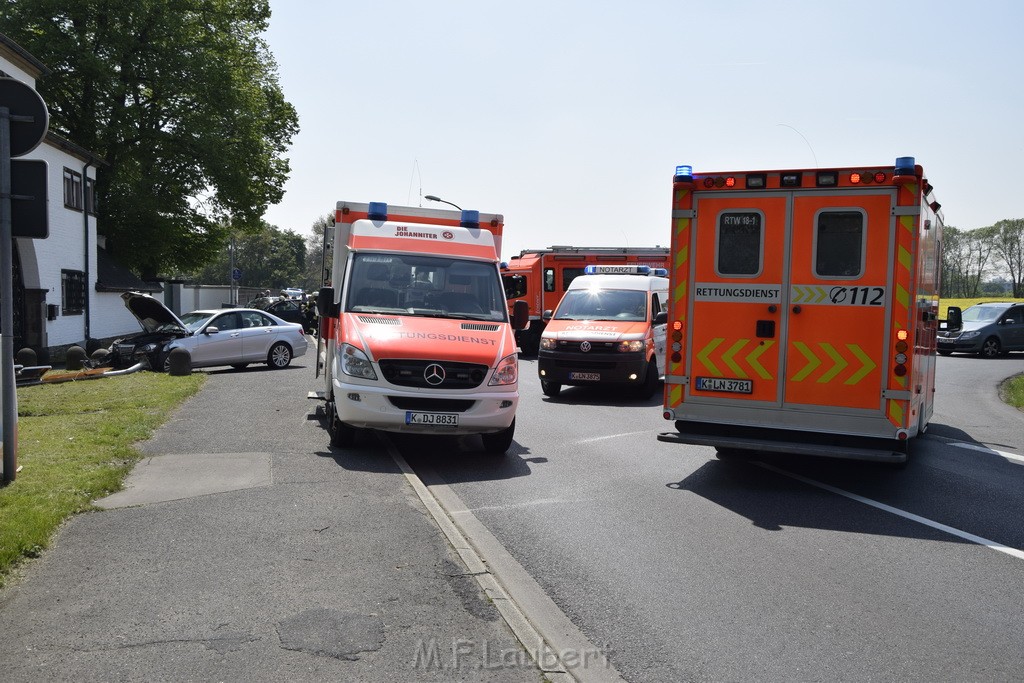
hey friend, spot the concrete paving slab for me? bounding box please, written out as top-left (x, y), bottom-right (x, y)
top-left (96, 452), bottom-right (272, 508)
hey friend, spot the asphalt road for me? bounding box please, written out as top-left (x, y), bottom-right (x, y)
top-left (399, 353), bottom-right (1024, 682)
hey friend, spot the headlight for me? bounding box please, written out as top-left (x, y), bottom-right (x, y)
top-left (540, 337), bottom-right (557, 350)
top-left (959, 330), bottom-right (981, 340)
top-left (340, 343), bottom-right (377, 380)
top-left (137, 343), bottom-right (159, 353)
top-left (488, 353), bottom-right (518, 386)
top-left (617, 340), bottom-right (645, 353)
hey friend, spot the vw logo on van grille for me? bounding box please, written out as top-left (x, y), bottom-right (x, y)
top-left (580, 341), bottom-right (592, 352)
top-left (424, 363), bottom-right (446, 386)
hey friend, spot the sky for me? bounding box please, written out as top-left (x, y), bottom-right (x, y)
top-left (261, 1), bottom-right (1024, 262)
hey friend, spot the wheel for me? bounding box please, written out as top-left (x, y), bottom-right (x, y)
top-left (979, 336), bottom-right (1001, 359)
top-left (267, 342), bottom-right (292, 368)
top-left (327, 400), bottom-right (358, 448)
top-left (938, 350), bottom-right (953, 356)
top-left (541, 380), bottom-right (561, 397)
top-left (231, 363), bottom-right (249, 370)
top-left (481, 418), bottom-right (515, 454)
top-left (639, 358), bottom-right (660, 398)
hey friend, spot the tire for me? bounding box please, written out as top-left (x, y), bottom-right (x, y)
top-left (979, 336), bottom-right (1001, 359)
top-left (481, 418), bottom-right (515, 454)
top-left (231, 363), bottom-right (249, 370)
top-left (267, 342), bottom-right (292, 368)
top-left (541, 380), bottom-right (561, 397)
top-left (327, 400), bottom-right (358, 448)
top-left (938, 350), bottom-right (953, 356)
top-left (639, 358), bottom-right (660, 398)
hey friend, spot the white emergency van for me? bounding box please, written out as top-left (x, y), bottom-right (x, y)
top-left (537, 265), bottom-right (669, 398)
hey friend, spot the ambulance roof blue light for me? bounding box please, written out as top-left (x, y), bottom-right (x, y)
top-left (675, 165), bottom-right (693, 181)
top-left (460, 209), bottom-right (480, 228)
top-left (894, 157), bottom-right (916, 176)
top-left (367, 202), bottom-right (388, 221)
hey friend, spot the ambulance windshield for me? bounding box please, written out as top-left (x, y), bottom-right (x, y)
top-left (553, 289), bottom-right (647, 322)
top-left (345, 253), bottom-right (507, 322)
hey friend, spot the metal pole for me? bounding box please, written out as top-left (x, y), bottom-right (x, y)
top-left (1, 106), bottom-right (18, 483)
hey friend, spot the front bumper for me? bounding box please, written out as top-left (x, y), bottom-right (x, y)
top-left (937, 337), bottom-right (980, 353)
top-left (333, 377), bottom-right (517, 435)
top-left (537, 350), bottom-right (649, 386)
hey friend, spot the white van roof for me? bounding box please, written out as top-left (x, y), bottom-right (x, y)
top-left (566, 274), bottom-right (669, 292)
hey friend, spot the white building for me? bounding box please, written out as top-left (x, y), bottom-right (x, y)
top-left (2, 33), bottom-right (158, 363)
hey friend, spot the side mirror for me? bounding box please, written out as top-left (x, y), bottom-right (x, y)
top-left (511, 300), bottom-right (529, 331)
top-left (204, 326), bottom-right (220, 335)
top-left (654, 311), bottom-right (668, 325)
top-left (542, 309), bottom-right (553, 322)
top-left (317, 286), bottom-right (340, 317)
top-left (943, 306), bottom-right (962, 332)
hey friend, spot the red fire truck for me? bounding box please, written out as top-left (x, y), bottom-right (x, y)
top-left (502, 246), bottom-right (669, 354)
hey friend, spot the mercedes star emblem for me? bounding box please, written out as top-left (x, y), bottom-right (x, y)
top-left (424, 363), bottom-right (446, 385)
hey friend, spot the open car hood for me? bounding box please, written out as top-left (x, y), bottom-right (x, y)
top-left (120, 291), bottom-right (189, 335)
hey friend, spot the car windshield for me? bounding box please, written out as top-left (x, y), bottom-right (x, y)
top-left (962, 305), bottom-right (1005, 323)
top-left (553, 288), bottom-right (647, 321)
top-left (179, 311), bottom-right (216, 332)
top-left (345, 253), bottom-right (507, 322)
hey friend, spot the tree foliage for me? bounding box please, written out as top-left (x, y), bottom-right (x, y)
top-left (302, 213), bottom-right (334, 292)
top-left (189, 221), bottom-right (304, 291)
top-left (985, 219), bottom-right (1024, 297)
top-left (1, 0), bottom-right (299, 278)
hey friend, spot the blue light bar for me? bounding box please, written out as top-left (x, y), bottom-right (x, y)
top-left (367, 202), bottom-right (388, 221)
top-left (460, 209), bottom-right (480, 228)
top-left (651, 268), bottom-right (668, 277)
top-left (894, 156), bottom-right (916, 176)
top-left (674, 165), bottom-right (693, 181)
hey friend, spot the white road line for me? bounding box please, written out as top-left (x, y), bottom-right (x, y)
top-left (949, 441), bottom-right (1024, 465)
top-left (754, 461), bottom-right (1024, 562)
top-left (577, 430), bottom-right (653, 444)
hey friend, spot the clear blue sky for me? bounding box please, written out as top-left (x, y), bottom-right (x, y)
top-left (262, 1), bottom-right (1023, 261)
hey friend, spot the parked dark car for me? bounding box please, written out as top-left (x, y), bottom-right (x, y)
top-left (937, 302), bottom-right (1024, 358)
top-left (250, 296), bottom-right (315, 333)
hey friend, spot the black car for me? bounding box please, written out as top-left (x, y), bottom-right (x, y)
top-left (249, 296), bottom-right (315, 332)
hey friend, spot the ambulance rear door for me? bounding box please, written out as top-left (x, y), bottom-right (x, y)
top-left (685, 187), bottom-right (896, 430)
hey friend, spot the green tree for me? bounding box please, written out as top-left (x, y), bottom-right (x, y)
top-left (2, 0), bottom-right (299, 279)
top-left (985, 219), bottom-right (1024, 297)
top-left (941, 226), bottom-right (991, 298)
top-left (191, 222), bottom-right (305, 291)
top-left (302, 213), bottom-right (334, 291)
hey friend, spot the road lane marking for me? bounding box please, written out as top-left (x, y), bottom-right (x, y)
top-left (577, 430), bottom-right (653, 444)
top-left (754, 461), bottom-right (1024, 561)
top-left (949, 441), bottom-right (1024, 465)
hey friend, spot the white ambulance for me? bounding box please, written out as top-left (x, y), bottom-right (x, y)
top-left (537, 265), bottom-right (669, 398)
top-left (315, 202), bottom-right (529, 453)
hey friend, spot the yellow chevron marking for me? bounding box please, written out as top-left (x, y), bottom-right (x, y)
top-left (845, 344), bottom-right (877, 385)
top-left (896, 284), bottom-right (909, 309)
top-left (696, 338), bottom-right (725, 376)
top-left (790, 342), bottom-right (820, 382)
top-left (818, 343), bottom-right (848, 383)
top-left (899, 215), bottom-right (914, 233)
top-left (722, 339), bottom-right (750, 379)
top-left (669, 384), bottom-right (683, 407)
top-left (898, 245), bottom-right (911, 271)
top-left (888, 399), bottom-right (904, 425)
top-left (746, 340), bottom-right (775, 380)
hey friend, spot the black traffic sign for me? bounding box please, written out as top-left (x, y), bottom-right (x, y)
top-left (0, 77), bottom-right (49, 157)
top-left (11, 159), bottom-right (48, 238)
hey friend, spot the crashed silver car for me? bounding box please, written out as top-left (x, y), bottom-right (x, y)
top-left (101, 292), bottom-right (309, 371)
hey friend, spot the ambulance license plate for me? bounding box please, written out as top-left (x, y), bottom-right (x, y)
top-left (695, 377), bottom-right (753, 394)
top-left (405, 412), bottom-right (459, 427)
top-left (570, 372), bottom-right (601, 381)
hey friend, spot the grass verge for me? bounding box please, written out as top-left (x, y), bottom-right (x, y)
top-left (1001, 374), bottom-right (1024, 411)
top-left (0, 371), bottom-right (204, 587)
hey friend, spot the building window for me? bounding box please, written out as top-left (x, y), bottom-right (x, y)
top-left (61, 269), bottom-right (86, 315)
top-left (85, 177), bottom-right (97, 215)
top-left (63, 168), bottom-right (83, 210)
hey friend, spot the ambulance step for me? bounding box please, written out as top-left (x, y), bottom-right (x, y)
top-left (657, 428), bottom-right (908, 464)
top-left (307, 390), bottom-right (327, 401)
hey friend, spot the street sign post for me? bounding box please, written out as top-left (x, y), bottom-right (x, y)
top-left (1, 77), bottom-right (49, 484)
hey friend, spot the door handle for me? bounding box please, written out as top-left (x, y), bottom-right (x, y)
top-left (792, 305), bottom-right (802, 314)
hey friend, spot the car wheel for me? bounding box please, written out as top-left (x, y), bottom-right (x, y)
top-left (267, 342), bottom-right (292, 368)
top-left (639, 358), bottom-right (660, 398)
top-left (161, 353), bottom-right (172, 373)
top-left (541, 380), bottom-right (561, 397)
top-left (481, 418), bottom-right (515, 454)
top-left (979, 336), bottom-right (1001, 359)
top-left (231, 363), bottom-right (249, 370)
top-left (327, 400), bottom-right (358, 448)
top-left (938, 350), bottom-right (953, 356)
